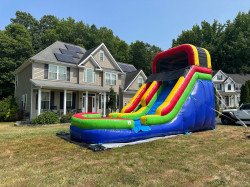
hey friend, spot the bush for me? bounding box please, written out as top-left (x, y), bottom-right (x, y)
top-left (32, 111), bottom-right (59, 125)
top-left (0, 96), bottom-right (20, 122)
top-left (60, 113), bottom-right (73, 123)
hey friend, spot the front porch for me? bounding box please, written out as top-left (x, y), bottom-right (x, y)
top-left (30, 79), bottom-right (109, 119)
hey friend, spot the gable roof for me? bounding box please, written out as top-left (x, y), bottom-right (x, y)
top-left (117, 62), bottom-right (137, 73)
top-left (124, 69), bottom-right (147, 91)
top-left (78, 43), bottom-right (124, 73)
top-left (31, 41), bottom-right (86, 64)
top-left (213, 70), bottom-right (250, 85)
top-left (225, 73), bottom-right (250, 84)
top-left (79, 46), bottom-right (99, 63)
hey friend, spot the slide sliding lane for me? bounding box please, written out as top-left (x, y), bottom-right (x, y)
top-left (160, 66), bottom-right (212, 116)
top-left (109, 82), bottom-right (150, 118)
top-left (140, 72), bottom-right (212, 125)
top-left (147, 83), bottom-right (175, 115)
top-left (117, 81), bottom-right (162, 120)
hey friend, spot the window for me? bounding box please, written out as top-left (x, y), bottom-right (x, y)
top-left (105, 72), bottom-right (117, 85)
top-left (66, 92), bottom-right (72, 108)
top-left (228, 84), bottom-right (231, 90)
top-left (138, 76), bottom-right (143, 88)
top-left (21, 94), bottom-right (27, 110)
top-left (49, 64), bottom-right (57, 80)
top-left (100, 51), bottom-right (104, 62)
top-left (217, 75), bottom-right (223, 80)
top-left (216, 84), bottom-right (222, 90)
top-left (59, 66), bottom-right (67, 80)
top-left (235, 84), bottom-right (240, 90)
top-left (49, 65), bottom-right (67, 80)
top-left (41, 91), bottom-right (50, 110)
top-left (84, 68), bottom-right (95, 83)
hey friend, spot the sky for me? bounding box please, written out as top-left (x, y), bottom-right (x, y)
top-left (0, 0), bottom-right (249, 49)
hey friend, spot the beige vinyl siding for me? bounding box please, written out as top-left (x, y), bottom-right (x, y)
top-left (127, 74), bottom-right (146, 91)
top-left (92, 49), bottom-right (117, 70)
top-left (33, 62), bottom-right (44, 79)
top-left (70, 67), bottom-right (78, 83)
top-left (15, 64), bottom-right (32, 115)
top-left (123, 93), bottom-right (135, 107)
top-left (33, 62), bottom-right (78, 83)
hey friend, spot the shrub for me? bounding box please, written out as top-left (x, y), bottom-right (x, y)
top-left (32, 111), bottom-right (59, 125)
top-left (60, 113), bottom-right (73, 123)
top-left (0, 96), bottom-right (20, 122)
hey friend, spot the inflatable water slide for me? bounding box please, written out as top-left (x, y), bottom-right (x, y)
top-left (70, 44), bottom-right (216, 144)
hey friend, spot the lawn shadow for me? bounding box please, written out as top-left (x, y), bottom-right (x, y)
top-left (56, 131), bottom-right (107, 152)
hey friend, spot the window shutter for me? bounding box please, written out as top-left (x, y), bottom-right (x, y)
top-left (51, 91), bottom-right (54, 108)
top-left (72, 92), bottom-right (76, 109)
top-left (44, 64), bottom-right (49, 79)
top-left (67, 67), bottom-right (70, 81)
top-left (35, 93), bottom-right (38, 109)
top-left (60, 92), bottom-right (64, 109)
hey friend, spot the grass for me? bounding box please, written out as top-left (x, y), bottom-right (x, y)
top-left (0, 122), bottom-right (249, 186)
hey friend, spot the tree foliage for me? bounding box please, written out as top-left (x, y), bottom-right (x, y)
top-left (0, 11), bottom-right (162, 99)
top-left (173, 11), bottom-right (250, 73)
top-left (240, 80), bottom-right (250, 104)
top-left (107, 87), bottom-right (117, 112)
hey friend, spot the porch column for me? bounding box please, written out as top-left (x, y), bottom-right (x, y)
top-left (103, 92), bottom-right (106, 117)
top-left (63, 89), bottom-right (67, 115)
top-left (37, 88), bottom-right (41, 116)
top-left (85, 91), bottom-right (88, 112)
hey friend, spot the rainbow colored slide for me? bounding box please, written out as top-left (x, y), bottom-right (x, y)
top-left (70, 44), bottom-right (216, 144)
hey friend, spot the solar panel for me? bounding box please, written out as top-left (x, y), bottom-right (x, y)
top-left (59, 48), bottom-right (80, 59)
top-left (118, 62), bottom-right (137, 72)
top-left (127, 64), bottom-right (137, 72)
top-left (54, 53), bottom-right (76, 64)
top-left (65, 44), bottom-right (83, 54)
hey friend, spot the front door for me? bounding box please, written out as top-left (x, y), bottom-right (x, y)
top-left (88, 96), bottom-right (92, 112)
top-left (82, 93), bottom-right (96, 112)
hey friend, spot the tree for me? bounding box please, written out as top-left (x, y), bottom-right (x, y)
top-left (0, 24), bottom-right (33, 98)
top-left (128, 41), bottom-right (161, 75)
top-left (240, 81), bottom-right (250, 105)
top-left (172, 11), bottom-right (250, 74)
top-left (107, 87), bottom-right (117, 112)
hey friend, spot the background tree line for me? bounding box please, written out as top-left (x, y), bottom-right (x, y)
top-left (0, 10), bottom-right (249, 99)
top-left (0, 11), bottom-right (161, 98)
top-left (172, 11), bottom-right (250, 73)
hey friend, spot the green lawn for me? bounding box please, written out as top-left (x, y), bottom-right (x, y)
top-left (0, 122), bottom-right (249, 186)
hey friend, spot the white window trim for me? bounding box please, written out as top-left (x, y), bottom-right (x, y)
top-left (105, 72), bottom-right (117, 86)
top-left (21, 94), bottom-right (27, 110)
top-left (138, 76), bottom-right (143, 88)
top-left (66, 91), bottom-right (72, 108)
top-left (99, 50), bottom-right (105, 62)
top-left (84, 68), bottom-right (95, 83)
top-left (48, 64), bottom-right (67, 81)
top-left (41, 90), bottom-right (50, 110)
top-left (58, 66), bottom-right (67, 81)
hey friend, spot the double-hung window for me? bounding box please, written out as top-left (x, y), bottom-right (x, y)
top-left (84, 68), bottom-right (95, 83)
top-left (66, 92), bottom-right (72, 108)
top-left (59, 66), bottom-right (67, 80)
top-left (138, 76), bottom-right (143, 88)
top-left (49, 65), bottom-right (57, 80)
top-left (105, 72), bottom-right (117, 85)
top-left (49, 65), bottom-right (67, 81)
top-left (41, 91), bottom-right (50, 110)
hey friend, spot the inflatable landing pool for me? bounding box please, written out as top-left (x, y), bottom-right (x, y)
top-left (70, 44), bottom-right (216, 144)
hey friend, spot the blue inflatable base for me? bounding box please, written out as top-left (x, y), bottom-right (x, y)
top-left (70, 80), bottom-right (216, 144)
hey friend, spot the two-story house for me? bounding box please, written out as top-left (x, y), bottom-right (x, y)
top-left (14, 41), bottom-right (147, 119)
top-left (213, 70), bottom-right (250, 109)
